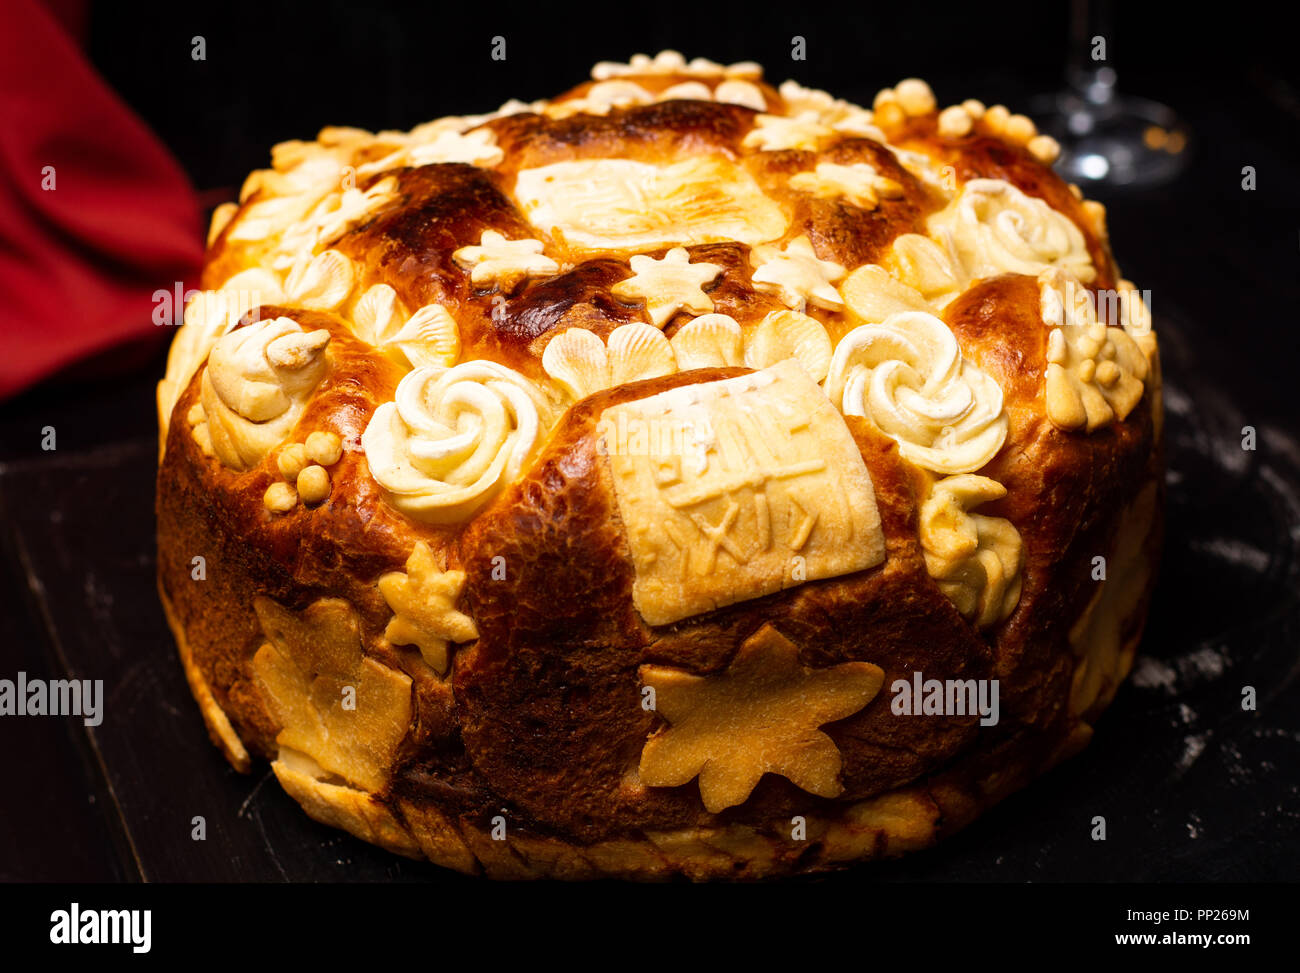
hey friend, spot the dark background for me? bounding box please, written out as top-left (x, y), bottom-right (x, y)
top-left (1, 0), bottom-right (1297, 883)
top-left (15, 0), bottom-right (1299, 439)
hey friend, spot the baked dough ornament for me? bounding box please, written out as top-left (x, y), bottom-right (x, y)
top-left (542, 76), bottom-right (774, 117)
top-left (639, 624), bottom-right (885, 812)
top-left (404, 127), bottom-right (504, 168)
top-left (384, 305), bottom-right (462, 370)
top-left (1039, 268), bottom-right (1150, 432)
top-left (928, 178), bottom-right (1096, 284)
top-left (361, 361), bottom-right (552, 524)
top-left (184, 401), bottom-right (214, 459)
top-left (669, 313), bottom-right (744, 370)
top-left (514, 157), bottom-right (787, 252)
top-left (543, 316), bottom-right (837, 401)
top-left (778, 79), bottom-right (885, 140)
top-left (591, 50), bottom-right (762, 80)
top-left (314, 176), bottom-right (400, 249)
top-left (378, 542), bottom-right (478, 674)
top-left (918, 474), bottom-right (1024, 628)
top-left (349, 123), bottom-right (507, 177)
top-left (542, 323), bottom-right (676, 400)
top-left (156, 52), bottom-right (1162, 879)
top-left (602, 360), bottom-right (886, 625)
top-left (713, 79), bottom-right (768, 111)
top-left (252, 597), bottom-right (411, 793)
top-left (453, 230), bottom-right (560, 290)
top-left (610, 246), bottom-right (723, 327)
top-left (749, 235), bottom-right (846, 311)
top-left (199, 317), bottom-right (331, 471)
top-left (284, 249), bottom-right (355, 311)
top-left (226, 187), bottom-right (324, 246)
top-left (240, 172), bottom-right (398, 266)
top-left (351, 283), bottom-right (406, 346)
top-left (742, 309), bottom-right (832, 382)
top-left (743, 112), bottom-right (833, 152)
top-left (349, 285), bottom-right (463, 369)
top-left (264, 430), bottom-right (344, 513)
top-left (789, 161), bottom-right (903, 210)
top-left (838, 263), bottom-right (931, 324)
top-left (157, 267), bottom-right (285, 443)
top-left (882, 234), bottom-right (964, 308)
top-left (890, 147), bottom-right (958, 199)
top-left (824, 311), bottom-right (1008, 474)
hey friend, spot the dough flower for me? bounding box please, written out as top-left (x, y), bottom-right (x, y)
top-left (362, 361), bottom-right (552, 523)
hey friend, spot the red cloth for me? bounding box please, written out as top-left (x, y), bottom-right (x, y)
top-left (0, 0), bottom-right (203, 400)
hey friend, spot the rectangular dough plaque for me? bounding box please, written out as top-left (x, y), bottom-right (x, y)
top-left (600, 359), bottom-right (886, 626)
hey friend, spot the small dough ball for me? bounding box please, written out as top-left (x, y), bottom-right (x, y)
top-left (895, 78), bottom-right (935, 116)
top-left (264, 481), bottom-right (297, 513)
top-left (305, 430), bottom-right (343, 467)
top-left (277, 443), bottom-right (310, 479)
top-left (297, 465), bottom-right (331, 504)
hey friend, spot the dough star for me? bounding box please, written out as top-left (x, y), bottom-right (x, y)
top-left (742, 111), bottom-right (833, 151)
top-left (378, 541), bottom-right (479, 674)
top-left (407, 127), bottom-right (504, 167)
top-left (749, 235), bottom-right (847, 311)
top-left (453, 230), bottom-right (559, 290)
top-left (789, 162), bottom-right (903, 210)
top-left (638, 624), bottom-right (884, 812)
top-left (315, 175), bottom-right (399, 247)
top-left (611, 246), bottom-right (723, 328)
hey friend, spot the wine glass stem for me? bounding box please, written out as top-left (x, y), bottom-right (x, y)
top-left (1067, 0), bottom-right (1117, 107)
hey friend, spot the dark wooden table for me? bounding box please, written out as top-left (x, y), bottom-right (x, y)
top-left (2, 63), bottom-right (1297, 884)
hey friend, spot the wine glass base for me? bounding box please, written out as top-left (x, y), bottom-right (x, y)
top-left (1030, 92), bottom-right (1190, 189)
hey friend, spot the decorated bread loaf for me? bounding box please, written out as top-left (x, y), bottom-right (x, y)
top-left (156, 51), bottom-right (1162, 879)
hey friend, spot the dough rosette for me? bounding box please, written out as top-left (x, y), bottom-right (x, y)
top-left (361, 361), bottom-right (552, 523)
top-left (824, 310), bottom-right (1007, 474)
top-left (929, 178), bottom-right (1095, 283)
